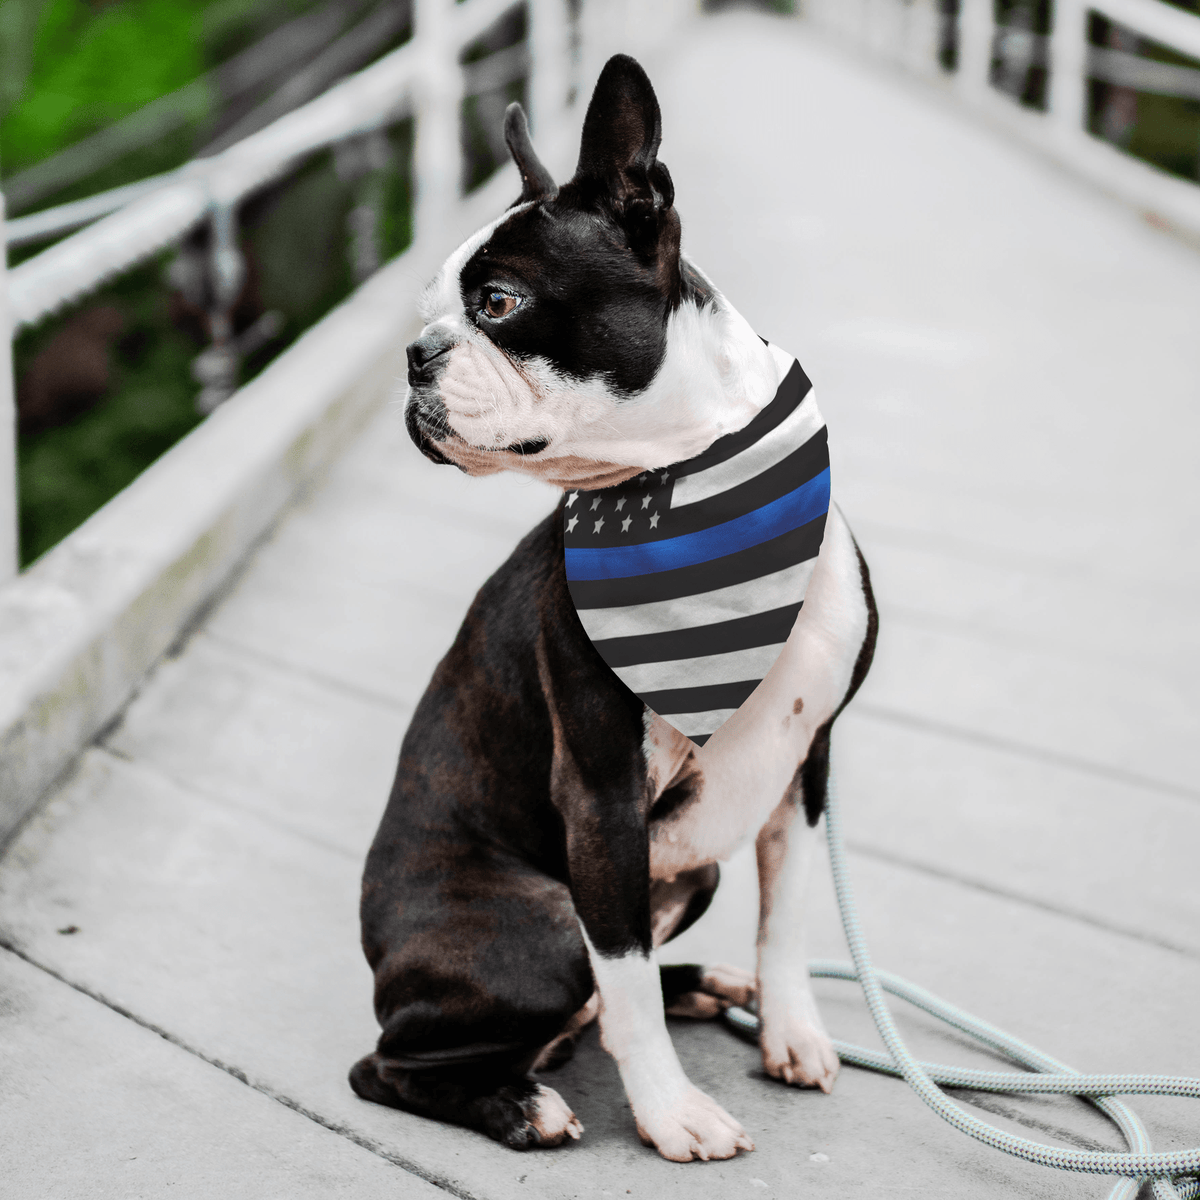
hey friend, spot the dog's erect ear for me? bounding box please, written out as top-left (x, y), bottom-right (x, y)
top-left (573, 54), bottom-right (675, 250)
top-left (504, 103), bottom-right (557, 203)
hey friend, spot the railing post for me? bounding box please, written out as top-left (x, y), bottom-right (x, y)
top-left (956, 0), bottom-right (995, 101)
top-left (193, 197), bottom-right (247, 415)
top-left (905, 0), bottom-right (943, 75)
top-left (1048, 0), bottom-right (1089, 141)
top-left (0, 193), bottom-right (17, 580)
top-left (864, 0), bottom-right (901, 61)
top-left (337, 128), bottom-right (392, 282)
top-left (413, 0), bottom-right (459, 251)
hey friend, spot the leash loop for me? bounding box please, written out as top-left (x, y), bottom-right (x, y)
top-left (724, 763), bottom-right (1200, 1200)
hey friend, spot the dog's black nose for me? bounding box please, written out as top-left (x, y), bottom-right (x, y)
top-left (406, 332), bottom-right (454, 385)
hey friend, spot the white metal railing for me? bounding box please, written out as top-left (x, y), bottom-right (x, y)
top-left (0, 0), bottom-right (624, 582)
top-left (800, 0), bottom-right (1200, 236)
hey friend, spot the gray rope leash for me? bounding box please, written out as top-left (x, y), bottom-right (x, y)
top-left (723, 765), bottom-right (1200, 1200)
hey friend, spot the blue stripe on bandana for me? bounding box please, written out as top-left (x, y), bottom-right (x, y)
top-left (564, 468), bottom-right (830, 582)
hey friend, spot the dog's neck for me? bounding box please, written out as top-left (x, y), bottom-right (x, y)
top-left (537, 264), bottom-right (783, 487)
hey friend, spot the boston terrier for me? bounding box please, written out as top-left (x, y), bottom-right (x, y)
top-left (349, 54), bottom-right (877, 1162)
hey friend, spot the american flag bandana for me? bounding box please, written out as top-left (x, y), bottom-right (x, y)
top-left (563, 351), bottom-right (830, 746)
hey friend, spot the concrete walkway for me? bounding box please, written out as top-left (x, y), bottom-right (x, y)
top-left (3, 11), bottom-right (1199, 1198)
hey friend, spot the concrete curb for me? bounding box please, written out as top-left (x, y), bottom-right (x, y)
top-left (0, 169), bottom-right (518, 844)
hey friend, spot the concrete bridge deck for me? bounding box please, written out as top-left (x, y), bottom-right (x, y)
top-left (2, 10), bottom-right (1198, 1198)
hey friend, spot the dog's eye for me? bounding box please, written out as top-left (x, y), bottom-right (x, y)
top-left (483, 292), bottom-right (520, 319)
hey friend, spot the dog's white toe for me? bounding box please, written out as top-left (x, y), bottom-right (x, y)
top-left (635, 1086), bottom-right (754, 1162)
top-left (760, 1017), bottom-right (840, 1093)
top-left (528, 1083), bottom-right (584, 1145)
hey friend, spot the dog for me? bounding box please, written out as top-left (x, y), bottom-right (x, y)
top-left (350, 54), bottom-right (877, 1162)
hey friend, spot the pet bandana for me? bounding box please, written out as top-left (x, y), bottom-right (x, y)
top-left (563, 350), bottom-right (830, 746)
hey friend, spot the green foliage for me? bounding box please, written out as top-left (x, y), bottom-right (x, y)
top-left (0, 0), bottom-right (320, 178)
top-left (0, 0), bottom-right (210, 175)
top-left (14, 257), bottom-right (203, 566)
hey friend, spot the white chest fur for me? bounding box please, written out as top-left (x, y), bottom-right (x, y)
top-left (644, 503), bottom-right (870, 881)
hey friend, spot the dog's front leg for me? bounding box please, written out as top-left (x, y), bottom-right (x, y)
top-left (571, 849), bottom-right (748, 1156)
top-left (541, 649), bottom-right (752, 1161)
top-left (754, 744), bottom-right (839, 1092)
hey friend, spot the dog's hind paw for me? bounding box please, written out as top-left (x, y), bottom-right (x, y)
top-left (666, 962), bottom-right (757, 1018)
top-left (635, 1086), bottom-right (754, 1162)
top-left (492, 1083), bottom-right (584, 1150)
top-left (529, 1083), bottom-right (584, 1145)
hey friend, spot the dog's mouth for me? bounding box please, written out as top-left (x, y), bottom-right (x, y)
top-left (502, 437), bottom-right (548, 456)
top-left (405, 398), bottom-right (455, 466)
top-left (406, 397), bottom-right (551, 466)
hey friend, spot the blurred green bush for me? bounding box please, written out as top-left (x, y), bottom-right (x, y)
top-left (0, 0), bottom-right (319, 178)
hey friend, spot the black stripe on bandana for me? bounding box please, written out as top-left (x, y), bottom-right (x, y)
top-left (592, 602), bottom-right (804, 668)
top-left (567, 514), bottom-right (827, 610)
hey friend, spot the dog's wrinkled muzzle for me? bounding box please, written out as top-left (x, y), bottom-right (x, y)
top-left (404, 331), bottom-right (458, 465)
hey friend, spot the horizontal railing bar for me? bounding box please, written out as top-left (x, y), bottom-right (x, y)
top-left (1088, 0), bottom-right (1200, 60)
top-left (1088, 43), bottom-right (1200, 98)
top-left (5, 172), bottom-right (185, 249)
top-left (204, 41), bottom-right (418, 200)
top-left (7, 36), bottom-right (422, 331)
top-left (197, 0), bottom-right (412, 157)
top-left (993, 34), bottom-right (1200, 101)
top-left (8, 183), bottom-right (210, 331)
top-left (0, 83), bottom-right (211, 218)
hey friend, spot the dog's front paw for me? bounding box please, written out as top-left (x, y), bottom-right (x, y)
top-left (760, 1016), bottom-right (839, 1093)
top-left (487, 1082), bottom-right (583, 1150)
top-left (634, 1086), bottom-right (754, 1162)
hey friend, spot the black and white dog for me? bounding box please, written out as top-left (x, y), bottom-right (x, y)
top-left (350, 55), bottom-right (877, 1162)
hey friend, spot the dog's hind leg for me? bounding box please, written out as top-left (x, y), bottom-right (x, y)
top-left (652, 865), bottom-right (757, 1019)
top-left (350, 1051), bottom-right (583, 1149)
top-left (354, 863), bottom-right (593, 1149)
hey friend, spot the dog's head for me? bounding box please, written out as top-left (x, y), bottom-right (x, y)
top-left (405, 54), bottom-right (776, 489)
